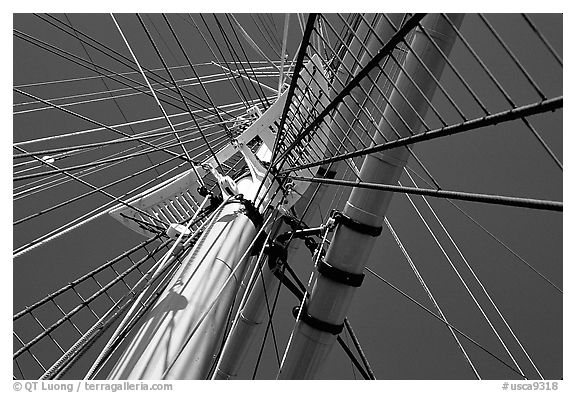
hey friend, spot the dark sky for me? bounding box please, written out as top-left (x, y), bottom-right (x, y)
top-left (12, 13), bottom-right (562, 380)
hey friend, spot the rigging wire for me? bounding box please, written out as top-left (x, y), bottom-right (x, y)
top-left (13, 27), bottom-right (196, 120)
top-left (251, 262), bottom-right (284, 378)
top-left (213, 14), bottom-right (265, 109)
top-left (63, 13), bottom-right (160, 178)
top-left (14, 97), bottom-right (253, 148)
top-left (273, 14), bottom-right (426, 168)
top-left (40, 237), bottom-right (182, 379)
top-left (14, 144), bottom-right (165, 227)
top-left (37, 13), bottom-right (235, 119)
top-left (14, 24), bottom-right (236, 127)
top-left (258, 14), bottom-right (282, 51)
top-left (13, 13), bottom-right (562, 380)
top-left (365, 267), bottom-right (527, 379)
top-left (13, 71), bottom-right (274, 116)
top-left (13, 116), bottom-right (233, 201)
top-left (14, 88), bottom-right (197, 170)
top-left (198, 14), bottom-right (251, 109)
top-left (441, 14), bottom-right (562, 171)
top-left (185, 14), bottom-right (248, 110)
top-left (13, 63), bottom-right (208, 89)
top-left (113, 13), bottom-right (204, 186)
top-left (250, 14), bottom-right (282, 58)
top-left (11, 96), bottom-right (256, 202)
top-left (400, 159), bottom-right (561, 294)
top-left (85, 199), bottom-right (214, 378)
top-left (225, 14), bottom-right (271, 108)
top-left (401, 183), bottom-right (527, 379)
top-left (343, 329), bottom-right (357, 380)
top-left (269, 221), bottom-right (375, 380)
top-left (278, 14), bottom-right (290, 96)
top-left (14, 133), bottom-right (197, 182)
top-left (64, 252), bottom-right (184, 379)
top-left (13, 132), bottom-right (228, 226)
top-left (136, 14), bottom-right (220, 175)
top-left (384, 217), bottom-right (480, 379)
top-left (13, 139), bottom-right (216, 258)
top-left (14, 234), bottom-right (171, 359)
top-left (521, 14), bottom-right (562, 67)
top-left (276, 222), bottom-right (330, 376)
top-left (343, 318), bottom-right (376, 379)
top-left (404, 170), bottom-right (545, 379)
top-left (163, 13), bottom-right (235, 167)
top-left (160, 213), bottom-right (275, 379)
top-left (229, 14), bottom-right (282, 75)
top-left (13, 123), bottom-right (214, 161)
top-left (288, 175), bottom-right (563, 212)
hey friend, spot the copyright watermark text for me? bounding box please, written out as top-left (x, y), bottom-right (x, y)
top-left (14, 382), bottom-right (173, 393)
top-left (502, 382), bottom-right (560, 391)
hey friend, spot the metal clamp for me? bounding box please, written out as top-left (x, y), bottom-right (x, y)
top-left (235, 195), bottom-right (264, 228)
top-left (292, 301), bottom-right (344, 335)
top-left (264, 242), bottom-right (288, 267)
top-left (317, 259), bottom-right (364, 287)
top-left (330, 210), bottom-right (382, 237)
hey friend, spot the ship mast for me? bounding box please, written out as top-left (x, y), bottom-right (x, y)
top-left (211, 13), bottom-right (398, 379)
top-left (278, 13), bottom-right (464, 379)
top-left (101, 13), bottom-right (464, 380)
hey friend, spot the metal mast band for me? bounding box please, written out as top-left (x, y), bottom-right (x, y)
top-left (292, 302), bottom-right (344, 335)
top-left (330, 210), bottom-right (383, 237)
top-left (316, 259), bottom-right (365, 287)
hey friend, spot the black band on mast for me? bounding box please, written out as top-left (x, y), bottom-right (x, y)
top-left (234, 194), bottom-right (264, 228)
top-left (292, 301), bottom-right (344, 335)
top-left (317, 259), bottom-right (365, 287)
top-left (330, 210), bottom-right (382, 237)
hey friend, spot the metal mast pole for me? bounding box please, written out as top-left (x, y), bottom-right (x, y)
top-left (107, 180), bottom-right (262, 379)
top-left (278, 13), bottom-right (465, 379)
top-left (211, 14), bottom-right (401, 379)
top-left (211, 224), bottom-right (283, 379)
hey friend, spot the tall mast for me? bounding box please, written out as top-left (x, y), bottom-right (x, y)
top-left (211, 221), bottom-right (283, 379)
top-left (278, 14), bottom-right (465, 379)
top-left (108, 191), bottom-right (262, 379)
top-left (210, 14), bottom-right (398, 379)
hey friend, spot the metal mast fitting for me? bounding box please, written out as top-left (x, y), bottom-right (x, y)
top-left (278, 13), bottom-right (465, 379)
top-left (105, 52), bottom-right (333, 379)
top-left (108, 194), bottom-right (262, 379)
top-left (211, 221), bottom-right (326, 379)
